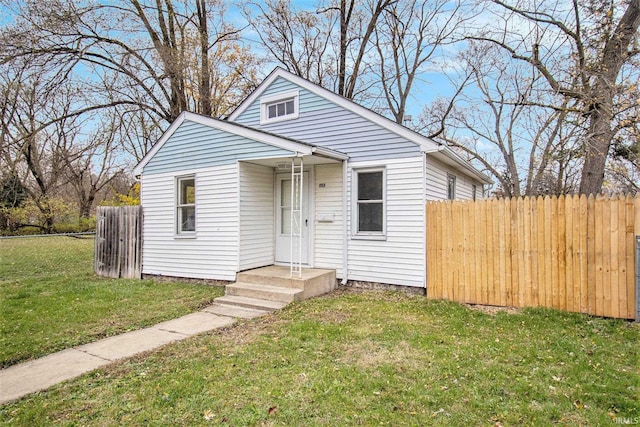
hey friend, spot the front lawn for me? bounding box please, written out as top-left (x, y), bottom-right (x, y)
top-left (1, 290), bottom-right (637, 425)
top-left (0, 235), bottom-right (223, 367)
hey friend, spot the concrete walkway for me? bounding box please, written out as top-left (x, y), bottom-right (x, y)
top-left (0, 303), bottom-right (269, 405)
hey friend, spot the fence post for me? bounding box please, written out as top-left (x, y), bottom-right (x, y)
top-left (636, 235), bottom-right (639, 323)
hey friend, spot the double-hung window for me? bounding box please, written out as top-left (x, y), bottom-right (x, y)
top-left (176, 176), bottom-right (195, 235)
top-left (260, 90), bottom-right (299, 124)
top-left (354, 168), bottom-right (385, 238)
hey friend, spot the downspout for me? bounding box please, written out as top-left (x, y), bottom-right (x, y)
top-left (422, 152), bottom-right (427, 292)
top-left (341, 159), bottom-right (348, 285)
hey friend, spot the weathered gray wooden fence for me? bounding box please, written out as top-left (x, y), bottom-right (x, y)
top-left (95, 206), bottom-right (142, 279)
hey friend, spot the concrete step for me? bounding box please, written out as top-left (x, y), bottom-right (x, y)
top-left (225, 282), bottom-right (303, 303)
top-left (213, 295), bottom-right (288, 312)
top-left (237, 270), bottom-right (306, 289)
top-left (236, 266), bottom-right (337, 297)
top-left (202, 303), bottom-right (270, 319)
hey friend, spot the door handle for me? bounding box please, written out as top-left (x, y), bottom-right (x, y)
top-left (305, 219), bottom-right (308, 227)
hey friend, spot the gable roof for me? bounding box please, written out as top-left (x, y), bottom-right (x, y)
top-left (133, 111), bottom-right (348, 176)
top-left (227, 67), bottom-right (491, 185)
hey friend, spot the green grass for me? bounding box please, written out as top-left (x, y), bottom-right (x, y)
top-left (0, 236), bottom-right (223, 368)
top-left (1, 290), bottom-right (637, 425)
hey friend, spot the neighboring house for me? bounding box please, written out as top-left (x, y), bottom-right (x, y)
top-left (133, 67), bottom-right (491, 290)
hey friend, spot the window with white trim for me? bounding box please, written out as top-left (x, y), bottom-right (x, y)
top-left (268, 99), bottom-right (294, 119)
top-left (447, 173), bottom-right (456, 200)
top-left (260, 90), bottom-right (299, 124)
top-left (354, 168), bottom-right (385, 236)
top-left (176, 176), bottom-right (195, 234)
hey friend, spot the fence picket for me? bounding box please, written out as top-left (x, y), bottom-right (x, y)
top-left (511, 197), bottom-right (527, 307)
top-left (558, 195), bottom-right (566, 311)
top-left (578, 195), bottom-right (588, 314)
top-left (594, 198), bottom-right (604, 316)
top-left (564, 195), bottom-right (574, 312)
top-left (625, 197), bottom-right (635, 319)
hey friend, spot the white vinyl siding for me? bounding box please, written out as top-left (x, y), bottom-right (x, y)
top-left (140, 164), bottom-right (238, 281)
top-left (347, 157), bottom-right (425, 287)
top-left (239, 162), bottom-right (275, 270)
top-left (313, 163), bottom-right (343, 277)
top-left (425, 155), bottom-right (480, 201)
top-left (456, 179), bottom-right (475, 200)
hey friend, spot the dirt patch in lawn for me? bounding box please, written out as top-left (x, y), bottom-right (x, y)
top-left (465, 304), bottom-right (521, 315)
top-left (338, 339), bottom-right (422, 369)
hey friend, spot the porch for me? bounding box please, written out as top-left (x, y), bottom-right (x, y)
top-left (209, 266), bottom-right (337, 316)
top-left (238, 153), bottom-right (345, 277)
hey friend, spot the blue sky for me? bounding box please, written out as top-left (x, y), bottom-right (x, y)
top-left (0, 0), bottom-right (460, 123)
top-left (228, 0), bottom-right (461, 123)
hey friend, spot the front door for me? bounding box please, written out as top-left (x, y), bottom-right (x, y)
top-left (275, 172), bottom-right (310, 265)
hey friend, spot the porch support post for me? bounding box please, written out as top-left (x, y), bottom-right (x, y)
top-left (299, 157), bottom-right (304, 278)
top-left (290, 156), bottom-right (303, 278)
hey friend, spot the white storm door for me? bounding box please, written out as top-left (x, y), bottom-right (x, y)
top-left (275, 172), bottom-right (310, 264)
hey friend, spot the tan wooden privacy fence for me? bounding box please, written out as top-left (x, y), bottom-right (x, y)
top-left (95, 206), bottom-right (142, 279)
top-left (426, 195), bottom-right (640, 319)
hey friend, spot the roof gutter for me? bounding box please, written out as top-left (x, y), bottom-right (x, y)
top-left (422, 144), bottom-right (492, 185)
top-left (312, 146), bottom-right (349, 161)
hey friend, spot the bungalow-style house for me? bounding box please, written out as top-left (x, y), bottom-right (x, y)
top-left (133, 67), bottom-right (491, 297)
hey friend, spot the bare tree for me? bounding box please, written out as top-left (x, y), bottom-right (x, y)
top-left (2, 74), bottom-right (74, 232)
top-left (466, 0), bottom-right (640, 195)
top-left (0, 0), bottom-right (265, 231)
top-left (327, 0), bottom-right (397, 98)
top-left (1, 60), bottom-right (126, 226)
top-left (372, 0), bottom-right (469, 124)
top-left (244, 0), bottom-right (395, 99)
top-left (0, 0), bottom-right (260, 152)
top-left (60, 113), bottom-right (127, 218)
top-left (243, 1), bottom-right (334, 86)
top-left (420, 42), bottom-right (583, 197)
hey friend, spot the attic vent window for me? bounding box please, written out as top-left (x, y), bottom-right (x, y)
top-left (268, 99), bottom-right (294, 119)
top-left (260, 90), bottom-right (299, 124)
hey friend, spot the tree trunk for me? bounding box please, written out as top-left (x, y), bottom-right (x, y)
top-left (578, 0), bottom-right (640, 194)
top-left (196, 0), bottom-right (212, 116)
top-left (579, 102), bottom-right (616, 194)
top-left (79, 188), bottom-right (97, 218)
top-left (338, 0), bottom-right (349, 96)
